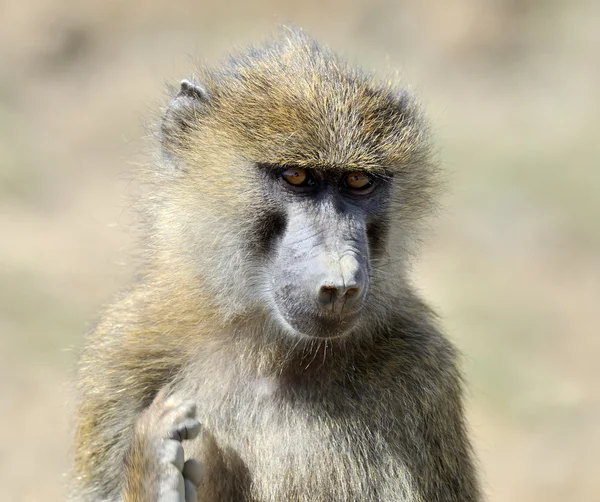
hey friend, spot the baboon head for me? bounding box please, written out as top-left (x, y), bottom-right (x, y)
top-left (155, 30), bottom-right (436, 340)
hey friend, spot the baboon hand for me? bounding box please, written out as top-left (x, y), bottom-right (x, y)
top-left (124, 391), bottom-right (203, 502)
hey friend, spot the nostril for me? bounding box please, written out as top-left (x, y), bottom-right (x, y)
top-left (345, 286), bottom-right (360, 298)
top-left (320, 286), bottom-right (337, 293)
top-left (318, 283), bottom-right (363, 309)
top-left (318, 285), bottom-right (338, 305)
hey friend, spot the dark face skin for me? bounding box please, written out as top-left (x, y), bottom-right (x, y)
top-left (259, 165), bottom-right (390, 339)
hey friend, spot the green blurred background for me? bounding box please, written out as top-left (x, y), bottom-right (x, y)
top-left (1, 1), bottom-right (598, 500)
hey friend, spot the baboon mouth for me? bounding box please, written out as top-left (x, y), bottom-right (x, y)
top-left (284, 311), bottom-right (361, 339)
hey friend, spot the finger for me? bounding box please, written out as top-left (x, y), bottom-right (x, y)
top-left (159, 465), bottom-right (184, 499)
top-left (184, 478), bottom-right (198, 502)
top-left (181, 400), bottom-right (197, 418)
top-left (161, 489), bottom-right (184, 502)
top-left (183, 459), bottom-right (203, 486)
top-left (169, 418), bottom-right (202, 441)
top-left (162, 439), bottom-right (184, 471)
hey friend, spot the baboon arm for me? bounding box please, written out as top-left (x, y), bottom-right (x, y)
top-left (73, 319), bottom-right (186, 500)
top-left (419, 395), bottom-right (482, 501)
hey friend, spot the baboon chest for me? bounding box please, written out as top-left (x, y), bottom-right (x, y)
top-left (184, 376), bottom-right (418, 501)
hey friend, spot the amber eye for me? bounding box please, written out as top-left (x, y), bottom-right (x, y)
top-left (344, 172), bottom-right (373, 191)
top-left (281, 167), bottom-right (308, 186)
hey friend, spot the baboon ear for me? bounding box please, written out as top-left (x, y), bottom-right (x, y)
top-left (161, 79), bottom-right (208, 159)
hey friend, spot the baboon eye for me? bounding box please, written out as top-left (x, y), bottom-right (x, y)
top-left (281, 167), bottom-right (310, 186)
top-left (344, 172), bottom-right (374, 192)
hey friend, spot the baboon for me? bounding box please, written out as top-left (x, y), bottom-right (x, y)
top-left (73, 30), bottom-right (482, 501)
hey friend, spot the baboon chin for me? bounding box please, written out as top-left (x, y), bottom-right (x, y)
top-left (72, 29), bottom-right (482, 502)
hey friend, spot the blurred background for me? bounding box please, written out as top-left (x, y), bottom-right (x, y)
top-left (1, 0), bottom-right (598, 500)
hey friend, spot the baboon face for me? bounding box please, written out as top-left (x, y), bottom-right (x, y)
top-left (158, 34), bottom-right (435, 337)
top-left (258, 165), bottom-right (391, 339)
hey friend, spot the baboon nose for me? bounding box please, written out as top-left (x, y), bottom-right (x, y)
top-left (315, 253), bottom-right (368, 314)
top-left (317, 263), bottom-right (366, 313)
top-left (318, 283), bottom-right (363, 311)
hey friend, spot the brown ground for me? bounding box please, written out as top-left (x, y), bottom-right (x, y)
top-left (1, 1), bottom-right (598, 501)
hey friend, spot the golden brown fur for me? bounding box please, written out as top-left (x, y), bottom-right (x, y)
top-left (72, 29), bottom-right (481, 501)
